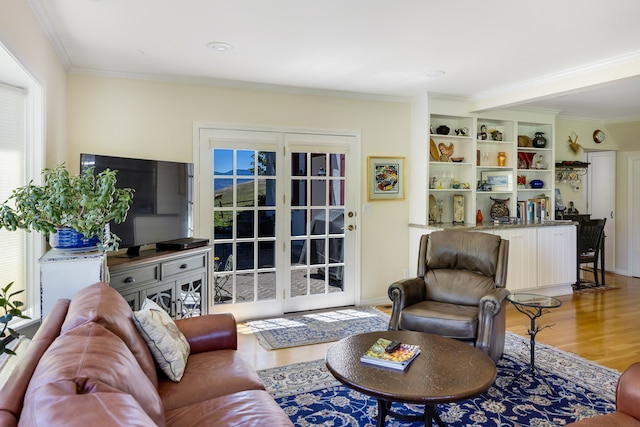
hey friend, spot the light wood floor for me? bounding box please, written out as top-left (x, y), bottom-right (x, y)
top-left (237, 272), bottom-right (640, 372)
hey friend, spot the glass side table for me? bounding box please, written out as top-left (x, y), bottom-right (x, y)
top-left (506, 292), bottom-right (562, 393)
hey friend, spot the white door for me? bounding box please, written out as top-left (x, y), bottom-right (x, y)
top-left (196, 126), bottom-right (359, 320)
top-left (586, 151), bottom-right (615, 272)
top-left (630, 156), bottom-right (640, 278)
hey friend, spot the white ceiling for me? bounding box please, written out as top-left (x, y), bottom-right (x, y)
top-left (29, 0), bottom-right (640, 121)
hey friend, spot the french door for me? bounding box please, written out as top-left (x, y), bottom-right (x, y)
top-left (197, 127), bottom-right (359, 320)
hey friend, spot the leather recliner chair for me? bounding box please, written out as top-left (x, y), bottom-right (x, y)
top-left (567, 362), bottom-right (640, 426)
top-left (388, 230), bottom-right (509, 363)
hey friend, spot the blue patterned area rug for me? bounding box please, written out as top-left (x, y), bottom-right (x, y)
top-left (244, 307), bottom-right (390, 350)
top-left (258, 332), bottom-right (620, 426)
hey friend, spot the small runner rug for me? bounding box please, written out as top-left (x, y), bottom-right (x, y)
top-left (258, 331), bottom-right (620, 426)
top-left (243, 307), bottom-right (389, 350)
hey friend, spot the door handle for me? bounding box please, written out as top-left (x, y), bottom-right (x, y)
top-left (610, 211), bottom-right (614, 219)
top-left (347, 225), bottom-right (356, 231)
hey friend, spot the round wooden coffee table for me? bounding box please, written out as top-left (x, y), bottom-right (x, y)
top-left (325, 330), bottom-right (496, 427)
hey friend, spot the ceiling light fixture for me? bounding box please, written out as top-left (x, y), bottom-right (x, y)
top-left (207, 42), bottom-right (233, 52)
top-left (425, 70), bottom-right (446, 79)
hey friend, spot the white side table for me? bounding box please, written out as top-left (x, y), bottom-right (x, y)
top-left (39, 250), bottom-right (106, 319)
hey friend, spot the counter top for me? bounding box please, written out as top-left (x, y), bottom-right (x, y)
top-left (409, 220), bottom-right (576, 231)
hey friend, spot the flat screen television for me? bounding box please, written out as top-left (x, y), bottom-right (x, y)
top-left (80, 153), bottom-right (194, 256)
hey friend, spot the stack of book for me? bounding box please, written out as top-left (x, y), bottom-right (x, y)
top-left (517, 196), bottom-right (551, 224)
top-left (360, 338), bottom-right (421, 370)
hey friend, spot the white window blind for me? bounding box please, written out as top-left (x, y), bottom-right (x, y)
top-left (0, 83), bottom-right (27, 308)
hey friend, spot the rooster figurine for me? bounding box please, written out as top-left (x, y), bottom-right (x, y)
top-left (438, 142), bottom-right (454, 162)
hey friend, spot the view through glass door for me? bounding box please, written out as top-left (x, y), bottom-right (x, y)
top-left (200, 128), bottom-right (358, 319)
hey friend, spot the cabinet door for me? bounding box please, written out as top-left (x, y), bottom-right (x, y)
top-left (118, 288), bottom-right (140, 312)
top-left (537, 226), bottom-right (577, 287)
top-left (176, 272), bottom-right (206, 318)
top-left (492, 228), bottom-right (537, 290)
top-left (142, 282), bottom-right (178, 318)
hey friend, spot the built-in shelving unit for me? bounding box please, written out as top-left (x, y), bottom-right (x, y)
top-left (427, 111), bottom-right (555, 225)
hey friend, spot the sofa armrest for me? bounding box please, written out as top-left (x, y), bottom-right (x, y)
top-left (175, 313), bottom-right (237, 354)
top-left (616, 362), bottom-right (640, 420)
top-left (387, 277), bottom-right (426, 330)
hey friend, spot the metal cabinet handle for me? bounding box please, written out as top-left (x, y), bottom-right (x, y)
top-left (180, 263), bottom-right (188, 269)
top-left (124, 276), bottom-right (135, 283)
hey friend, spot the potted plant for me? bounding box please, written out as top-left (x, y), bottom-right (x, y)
top-left (0, 282), bottom-right (29, 355)
top-left (0, 163), bottom-right (134, 251)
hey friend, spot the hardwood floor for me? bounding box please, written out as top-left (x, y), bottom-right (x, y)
top-left (237, 273), bottom-right (640, 372)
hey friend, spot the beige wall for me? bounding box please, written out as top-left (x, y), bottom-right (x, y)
top-left (67, 74), bottom-right (412, 304)
top-left (0, 0), bottom-right (68, 166)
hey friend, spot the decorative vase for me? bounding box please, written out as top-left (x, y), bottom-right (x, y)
top-left (535, 155), bottom-right (548, 170)
top-left (476, 209), bottom-right (483, 224)
top-left (497, 151), bottom-right (507, 166)
top-left (49, 227), bottom-right (100, 250)
top-left (532, 132), bottom-right (547, 148)
top-left (436, 125), bottom-right (450, 135)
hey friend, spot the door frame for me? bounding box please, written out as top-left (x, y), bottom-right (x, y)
top-left (585, 150), bottom-right (615, 272)
top-left (193, 122), bottom-right (362, 321)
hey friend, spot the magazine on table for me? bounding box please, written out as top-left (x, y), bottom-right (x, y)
top-left (360, 338), bottom-right (420, 370)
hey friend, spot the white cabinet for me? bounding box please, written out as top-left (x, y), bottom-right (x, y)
top-left (491, 227), bottom-right (537, 290)
top-left (39, 250), bottom-right (106, 319)
top-left (536, 225), bottom-right (577, 288)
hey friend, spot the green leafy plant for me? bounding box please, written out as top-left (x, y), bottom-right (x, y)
top-left (0, 282), bottom-right (29, 356)
top-left (0, 163), bottom-right (134, 251)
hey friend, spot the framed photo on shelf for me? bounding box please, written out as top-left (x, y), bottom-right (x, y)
top-left (481, 170), bottom-right (513, 191)
top-left (368, 156), bottom-right (405, 201)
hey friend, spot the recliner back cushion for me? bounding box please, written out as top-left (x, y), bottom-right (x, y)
top-left (426, 231), bottom-right (500, 276)
top-left (23, 322), bottom-right (165, 426)
top-left (61, 282), bottom-right (158, 387)
top-left (424, 231), bottom-right (500, 305)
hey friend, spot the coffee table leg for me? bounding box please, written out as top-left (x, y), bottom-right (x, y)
top-left (424, 404), bottom-right (447, 427)
top-left (376, 399), bottom-right (389, 427)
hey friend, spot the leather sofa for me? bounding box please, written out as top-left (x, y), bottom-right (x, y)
top-left (0, 282), bottom-right (292, 426)
top-left (567, 362), bottom-right (640, 426)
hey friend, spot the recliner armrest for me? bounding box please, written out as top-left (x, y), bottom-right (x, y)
top-left (387, 277), bottom-right (425, 330)
top-left (479, 287), bottom-right (510, 316)
top-left (175, 313), bottom-right (237, 354)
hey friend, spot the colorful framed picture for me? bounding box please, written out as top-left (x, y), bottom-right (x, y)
top-left (368, 156), bottom-right (405, 201)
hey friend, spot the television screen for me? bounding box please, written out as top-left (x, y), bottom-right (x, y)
top-left (80, 153), bottom-right (193, 255)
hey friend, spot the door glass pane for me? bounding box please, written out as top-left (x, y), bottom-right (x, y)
top-left (212, 148), bottom-right (277, 305)
top-left (258, 272), bottom-right (275, 300)
top-left (237, 178), bottom-right (254, 207)
top-left (291, 152), bottom-right (306, 176)
top-left (289, 150), bottom-right (346, 298)
top-left (310, 209), bottom-right (325, 235)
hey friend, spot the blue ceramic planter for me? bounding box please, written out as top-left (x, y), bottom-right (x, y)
top-left (49, 227), bottom-right (99, 250)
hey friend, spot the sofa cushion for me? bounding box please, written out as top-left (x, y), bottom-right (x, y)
top-left (134, 298), bottom-right (190, 382)
top-left (24, 322), bottom-right (165, 426)
top-left (18, 383), bottom-right (157, 427)
top-left (165, 390), bottom-right (293, 427)
top-left (60, 282), bottom-right (158, 387)
top-left (158, 349), bottom-right (265, 412)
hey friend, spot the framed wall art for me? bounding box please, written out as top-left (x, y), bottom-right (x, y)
top-left (481, 170), bottom-right (513, 192)
top-left (367, 156), bottom-right (405, 201)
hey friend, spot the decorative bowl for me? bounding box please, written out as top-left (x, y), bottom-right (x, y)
top-left (451, 157), bottom-right (464, 163)
top-left (529, 179), bottom-right (544, 189)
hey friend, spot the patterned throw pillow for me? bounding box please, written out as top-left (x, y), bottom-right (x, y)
top-left (133, 298), bottom-right (190, 382)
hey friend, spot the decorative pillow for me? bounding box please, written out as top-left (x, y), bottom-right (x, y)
top-left (133, 298), bottom-right (190, 382)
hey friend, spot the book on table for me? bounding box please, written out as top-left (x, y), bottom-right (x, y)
top-left (360, 338), bottom-right (421, 370)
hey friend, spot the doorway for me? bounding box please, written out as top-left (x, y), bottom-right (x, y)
top-left (196, 126), bottom-right (360, 320)
top-left (585, 151), bottom-right (615, 272)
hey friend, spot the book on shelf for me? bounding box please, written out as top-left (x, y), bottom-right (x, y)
top-left (360, 338), bottom-right (421, 370)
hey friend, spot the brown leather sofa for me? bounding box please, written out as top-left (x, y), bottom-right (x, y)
top-left (388, 230), bottom-right (509, 363)
top-left (567, 362), bottom-right (640, 426)
top-left (0, 282), bottom-right (292, 427)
